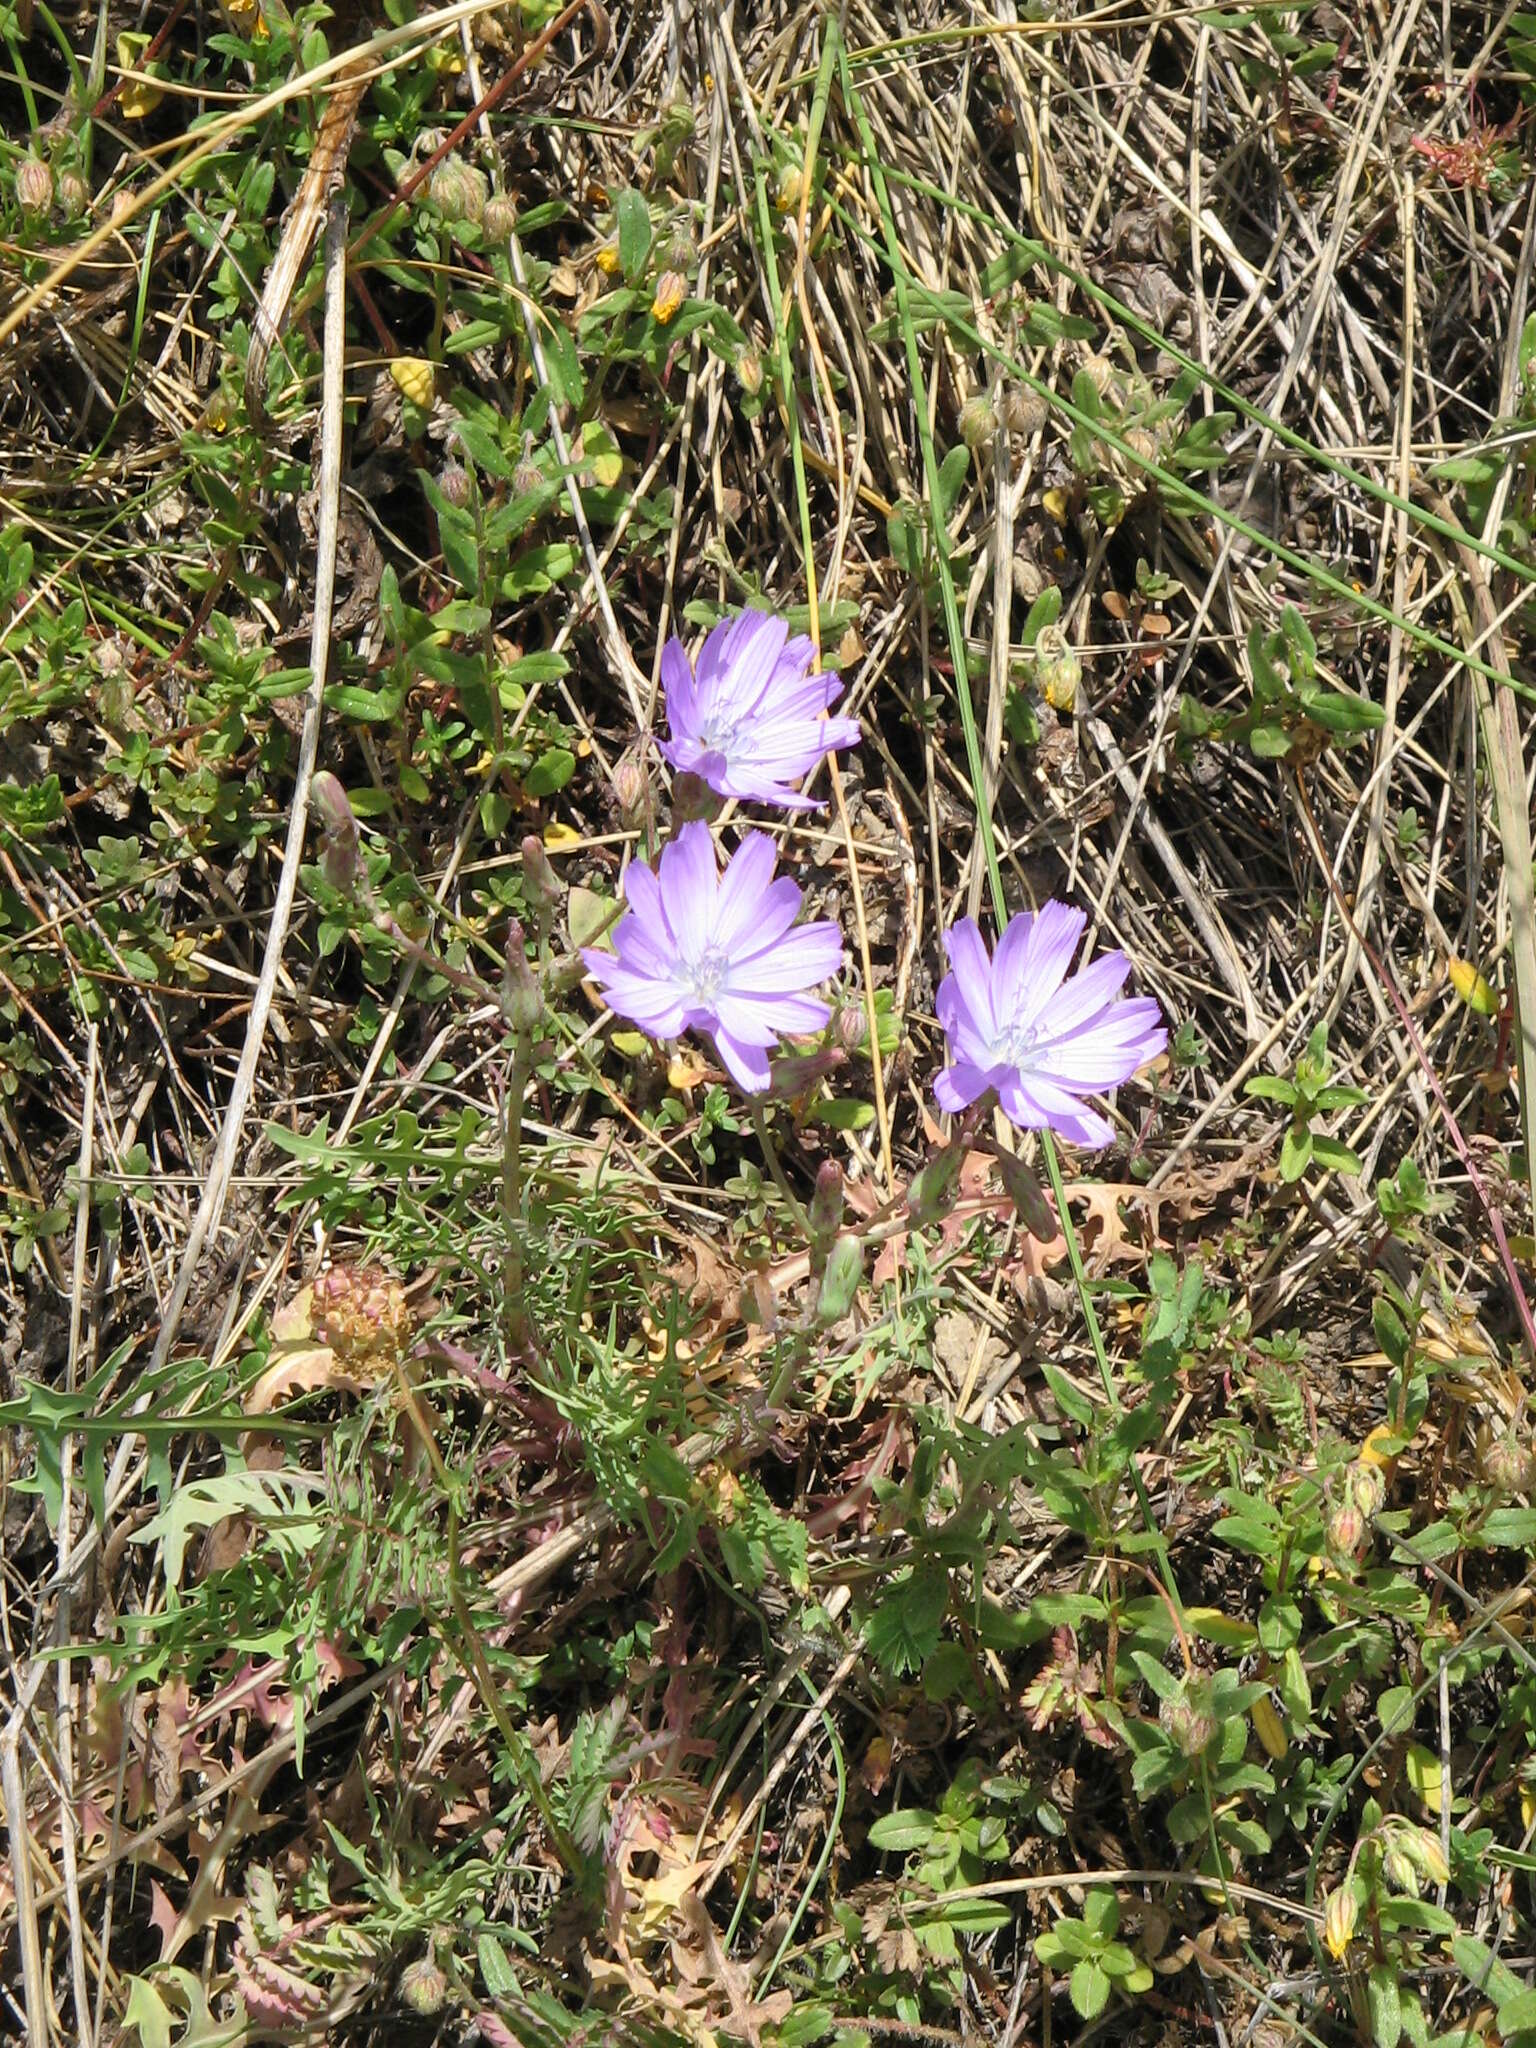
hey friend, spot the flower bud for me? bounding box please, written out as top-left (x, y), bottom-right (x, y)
top-left (906, 1144), bottom-right (964, 1229)
top-left (1382, 1845), bottom-right (1419, 1898)
top-left (512, 452), bottom-right (544, 498)
top-left (1348, 1459), bottom-right (1387, 1520)
top-left (520, 834), bottom-right (562, 927)
top-left (56, 168), bottom-right (90, 221)
top-left (775, 159), bottom-right (807, 213)
top-left (1322, 1885), bottom-right (1357, 1959)
top-left (482, 193), bottom-right (519, 245)
top-left (735, 346), bottom-right (764, 398)
top-left (1122, 425), bottom-right (1161, 469)
top-left (1325, 1496), bottom-right (1365, 1561)
top-left (663, 231), bottom-right (694, 277)
top-left (959, 394), bottom-right (997, 451)
top-left (994, 1149), bottom-right (1057, 1240)
top-left (1033, 625), bottom-right (1081, 714)
top-left (808, 1160), bottom-right (844, 1244)
top-left (313, 1262), bottom-right (412, 1370)
top-left (399, 1956), bottom-right (447, 2016)
top-left (1159, 1673), bottom-right (1218, 1759)
top-left (1405, 1826), bottom-right (1449, 1887)
top-left (16, 157), bottom-right (52, 216)
top-left (816, 1234), bottom-right (863, 1325)
top-left (656, 97), bottom-right (696, 155)
top-left (437, 461), bottom-right (472, 508)
top-left (651, 269), bottom-right (687, 323)
top-left (502, 918), bottom-right (543, 1033)
top-left (428, 157), bottom-right (487, 226)
top-left (762, 1047), bottom-right (847, 1100)
top-left (611, 747), bottom-right (648, 827)
top-left (310, 771), bottom-right (361, 894)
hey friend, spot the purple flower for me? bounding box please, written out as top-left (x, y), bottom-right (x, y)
top-left (658, 609), bottom-right (861, 811)
top-left (582, 822), bottom-right (843, 1093)
top-left (933, 904), bottom-right (1166, 1148)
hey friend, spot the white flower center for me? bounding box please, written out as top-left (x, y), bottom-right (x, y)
top-left (684, 943), bottom-right (731, 1006)
top-left (697, 715), bottom-right (739, 754)
top-left (992, 1016), bottom-right (1041, 1068)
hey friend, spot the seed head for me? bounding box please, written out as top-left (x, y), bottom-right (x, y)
top-left (312, 1263), bottom-right (412, 1371)
top-left (482, 193), bottom-right (519, 245)
top-left (1001, 387), bottom-right (1048, 438)
top-left (436, 461), bottom-right (472, 508)
top-left (399, 1956), bottom-right (447, 2016)
top-left (959, 394), bottom-right (998, 451)
top-left (56, 169), bottom-right (90, 221)
top-left (428, 157), bottom-right (487, 226)
top-left (1481, 1428), bottom-right (1533, 1496)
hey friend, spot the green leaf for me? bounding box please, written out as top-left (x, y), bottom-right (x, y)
top-left (866, 1809), bottom-right (937, 1853)
top-left (477, 1932), bottom-right (520, 1998)
top-left (1069, 1959), bottom-right (1110, 2020)
top-left (123, 1977), bottom-right (173, 2048)
top-left (1367, 1965), bottom-right (1402, 2048)
top-left (1279, 1121), bottom-right (1314, 1182)
top-left (1310, 1134), bottom-right (1363, 1175)
top-left (864, 1559), bottom-right (949, 1677)
top-left (615, 187), bottom-right (651, 282)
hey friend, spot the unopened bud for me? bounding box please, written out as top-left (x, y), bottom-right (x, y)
top-left (663, 232), bottom-right (694, 277)
top-left (735, 346), bottom-right (764, 398)
top-left (1348, 1459), bottom-right (1387, 1520)
top-left (612, 748), bottom-right (648, 827)
top-left (482, 193), bottom-right (519, 245)
top-left (310, 771), bottom-right (361, 894)
top-left (907, 1145), bottom-right (964, 1229)
top-left (1325, 1496), bottom-right (1365, 1561)
top-left (16, 157), bottom-right (52, 216)
top-left (1382, 1845), bottom-right (1419, 1898)
top-left (513, 453), bottom-right (544, 498)
top-left (1159, 1673), bottom-right (1218, 1759)
top-left (656, 98), bottom-right (696, 154)
top-left (1322, 1885), bottom-right (1357, 1959)
top-left (437, 461), bottom-right (472, 508)
top-left (762, 1047), bottom-right (847, 1100)
top-left (502, 919), bottom-right (543, 1033)
top-left (56, 168), bottom-right (90, 221)
top-left (651, 269), bottom-right (687, 323)
top-left (959, 394), bottom-right (997, 451)
top-left (835, 1003), bottom-right (866, 1056)
top-left (1405, 1827), bottom-right (1449, 1887)
top-left (399, 1956), bottom-right (447, 2016)
top-left (994, 1149), bottom-right (1057, 1240)
top-left (816, 1234), bottom-right (863, 1325)
top-left (428, 157), bottom-right (487, 226)
top-left (520, 834), bottom-right (562, 924)
top-left (775, 159), bottom-right (807, 213)
top-left (808, 1160), bottom-right (844, 1243)
top-left (1122, 425), bottom-right (1161, 468)
top-left (1034, 625), bottom-right (1081, 714)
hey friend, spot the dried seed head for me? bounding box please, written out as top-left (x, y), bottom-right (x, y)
top-left (399, 1957), bottom-right (447, 2016)
top-left (1078, 351), bottom-right (1117, 399)
top-left (428, 157), bottom-right (487, 226)
top-left (16, 157), bottom-right (53, 216)
top-left (1013, 557), bottom-right (1048, 603)
top-left (312, 1263), bottom-right (412, 1371)
top-left (1481, 1428), bottom-right (1533, 1496)
top-left (1000, 386), bottom-right (1048, 438)
top-left (1159, 1674), bottom-right (1218, 1759)
top-left (959, 393), bottom-right (998, 451)
top-left (1121, 425), bottom-right (1161, 467)
top-left (482, 193), bottom-right (519, 245)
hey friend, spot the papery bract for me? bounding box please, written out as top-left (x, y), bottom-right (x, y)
top-left (658, 609), bottom-right (860, 811)
top-left (933, 903), bottom-right (1165, 1147)
top-left (582, 821), bottom-right (843, 1093)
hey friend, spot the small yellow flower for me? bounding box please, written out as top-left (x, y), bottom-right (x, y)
top-left (1323, 1886), bottom-right (1357, 1960)
top-left (594, 240), bottom-right (622, 276)
top-left (117, 32), bottom-right (164, 119)
top-left (389, 357), bottom-right (436, 408)
top-left (541, 821), bottom-right (581, 851)
top-left (651, 269), bottom-right (687, 323)
top-left (1449, 956), bottom-right (1498, 1016)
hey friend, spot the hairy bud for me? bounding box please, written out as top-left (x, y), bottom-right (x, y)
top-left (1347, 1458), bottom-right (1387, 1520)
top-left (959, 394), bottom-right (997, 451)
top-left (611, 747), bottom-right (648, 828)
top-left (808, 1159), bottom-right (845, 1243)
top-left (502, 917), bottom-right (543, 1033)
top-left (399, 1956), bottom-right (447, 2016)
top-left (436, 461), bottom-right (472, 508)
top-left (906, 1145), bottom-right (964, 1230)
top-left (1322, 1885), bottom-right (1357, 1959)
top-left (1159, 1673), bottom-right (1218, 1759)
top-left (1325, 1496), bottom-right (1365, 1561)
top-left (428, 157), bottom-right (487, 226)
top-left (1481, 1428), bottom-right (1533, 1497)
top-left (651, 269), bottom-right (687, 324)
top-left (310, 771), bottom-right (361, 895)
top-left (735, 346), bottom-right (765, 398)
top-left (482, 193), bottom-right (519, 246)
top-left (16, 157), bottom-right (52, 216)
top-left (994, 1148), bottom-right (1057, 1240)
top-left (1382, 1845), bottom-right (1419, 1898)
top-left (56, 168), bottom-right (90, 221)
top-left (816, 1234), bottom-right (863, 1326)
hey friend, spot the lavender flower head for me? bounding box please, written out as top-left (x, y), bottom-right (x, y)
top-left (582, 821), bottom-right (843, 1093)
top-left (933, 903), bottom-right (1165, 1148)
top-left (658, 609), bottom-right (861, 811)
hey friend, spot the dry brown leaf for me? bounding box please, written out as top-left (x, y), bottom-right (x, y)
top-left (245, 1283), bottom-right (371, 1416)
